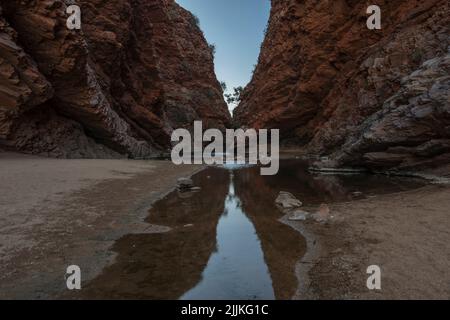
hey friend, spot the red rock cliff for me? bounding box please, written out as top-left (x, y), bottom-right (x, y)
top-left (0, 0), bottom-right (231, 158)
top-left (234, 0), bottom-right (449, 171)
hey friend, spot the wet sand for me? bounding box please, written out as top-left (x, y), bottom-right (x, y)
top-left (292, 184), bottom-right (450, 300)
top-left (0, 152), bottom-right (202, 299)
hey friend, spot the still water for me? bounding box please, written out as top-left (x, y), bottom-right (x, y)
top-left (181, 174), bottom-right (275, 300)
top-left (80, 160), bottom-right (425, 299)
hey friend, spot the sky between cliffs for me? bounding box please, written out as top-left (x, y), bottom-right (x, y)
top-left (176, 0), bottom-right (271, 112)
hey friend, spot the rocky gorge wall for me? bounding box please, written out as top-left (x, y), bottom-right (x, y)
top-left (0, 0), bottom-right (231, 158)
top-left (234, 0), bottom-right (450, 171)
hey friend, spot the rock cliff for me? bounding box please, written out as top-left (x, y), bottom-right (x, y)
top-left (234, 0), bottom-right (449, 171)
top-left (0, 0), bottom-right (231, 158)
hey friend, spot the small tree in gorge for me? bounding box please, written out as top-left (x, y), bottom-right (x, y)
top-left (209, 43), bottom-right (216, 57)
top-left (224, 86), bottom-right (244, 105)
top-left (220, 81), bottom-right (227, 92)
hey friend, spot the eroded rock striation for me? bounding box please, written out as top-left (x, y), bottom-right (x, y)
top-left (234, 0), bottom-right (449, 171)
top-left (0, 0), bottom-right (230, 158)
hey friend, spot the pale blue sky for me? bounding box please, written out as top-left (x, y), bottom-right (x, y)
top-left (176, 0), bottom-right (271, 110)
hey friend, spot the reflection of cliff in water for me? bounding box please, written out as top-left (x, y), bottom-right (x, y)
top-left (233, 166), bottom-right (306, 300)
top-left (260, 159), bottom-right (426, 205)
top-left (79, 169), bottom-right (230, 299)
top-left (181, 173), bottom-right (275, 300)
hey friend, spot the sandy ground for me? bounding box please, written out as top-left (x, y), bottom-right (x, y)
top-left (292, 184), bottom-right (450, 300)
top-left (0, 153), bottom-right (201, 299)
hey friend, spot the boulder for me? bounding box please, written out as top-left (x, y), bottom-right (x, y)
top-left (288, 209), bottom-right (310, 221)
top-left (177, 178), bottom-right (194, 190)
top-left (312, 204), bottom-right (331, 223)
top-left (275, 191), bottom-right (303, 209)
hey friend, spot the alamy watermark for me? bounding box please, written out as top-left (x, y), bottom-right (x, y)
top-left (367, 5), bottom-right (382, 30)
top-left (66, 5), bottom-right (81, 30)
top-left (65, 4), bottom-right (381, 31)
top-left (367, 265), bottom-right (382, 290)
top-left (66, 265), bottom-right (81, 290)
top-left (171, 121), bottom-right (280, 176)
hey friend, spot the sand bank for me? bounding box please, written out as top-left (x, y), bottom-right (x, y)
top-left (0, 153), bottom-right (202, 299)
top-left (294, 184), bottom-right (450, 299)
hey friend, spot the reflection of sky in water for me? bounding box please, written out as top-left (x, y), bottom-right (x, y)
top-left (202, 153), bottom-right (258, 170)
top-left (180, 174), bottom-right (275, 300)
top-left (220, 163), bottom-right (256, 170)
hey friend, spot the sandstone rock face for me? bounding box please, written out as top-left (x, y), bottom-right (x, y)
top-left (0, 0), bottom-right (230, 158)
top-left (234, 0), bottom-right (449, 171)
